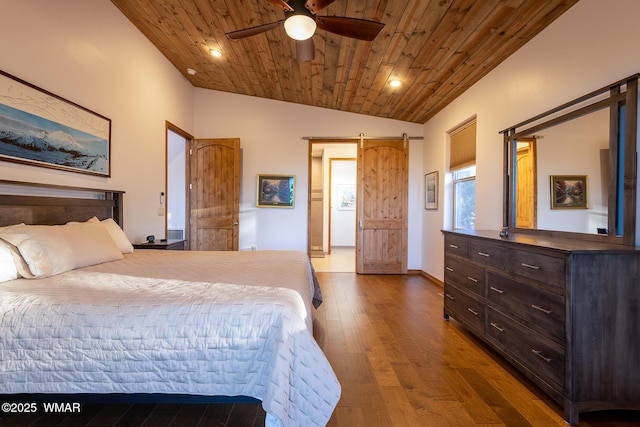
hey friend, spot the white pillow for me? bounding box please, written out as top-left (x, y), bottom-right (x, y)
top-left (0, 240), bottom-right (19, 282)
top-left (0, 221), bottom-right (123, 278)
top-left (64, 220), bottom-right (124, 268)
top-left (100, 218), bottom-right (134, 253)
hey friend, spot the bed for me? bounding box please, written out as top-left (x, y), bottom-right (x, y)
top-left (0, 180), bottom-right (341, 427)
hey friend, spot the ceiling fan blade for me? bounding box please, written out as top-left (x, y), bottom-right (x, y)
top-left (226, 20), bottom-right (284, 40)
top-left (305, 0), bottom-right (337, 14)
top-left (316, 16), bottom-right (384, 41)
top-left (296, 38), bottom-right (315, 63)
top-left (265, 0), bottom-right (294, 12)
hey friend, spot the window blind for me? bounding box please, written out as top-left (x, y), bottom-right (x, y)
top-left (449, 120), bottom-right (476, 171)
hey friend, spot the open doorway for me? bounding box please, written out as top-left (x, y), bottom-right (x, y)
top-left (308, 141), bottom-right (357, 272)
top-left (166, 122), bottom-right (192, 247)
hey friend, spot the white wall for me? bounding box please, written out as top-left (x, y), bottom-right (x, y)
top-left (422, 0), bottom-right (640, 281)
top-left (330, 159), bottom-right (356, 247)
top-left (0, 0), bottom-right (194, 243)
top-left (167, 130), bottom-right (187, 235)
top-left (194, 89), bottom-right (424, 268)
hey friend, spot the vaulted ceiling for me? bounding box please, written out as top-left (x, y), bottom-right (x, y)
top-left (111, 0), bottom-right (579, 124)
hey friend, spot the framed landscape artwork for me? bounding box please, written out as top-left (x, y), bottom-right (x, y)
top-left (257, 174), bottom-right (295, 208)
top-left (550, 175), bottom-right (588, 209)
top-left (425, 171), bottom-right (438, 210)
top-left (0, 70), bottom-right (111, 177)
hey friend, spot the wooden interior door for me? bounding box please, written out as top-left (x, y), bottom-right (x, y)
top-left (356, 139), bottom-right (408, 274)
top-left (189, 138), bottom-right (240, 251)
top-left (310, 155), bottom-right (325, 257)
top-left (515, 138), bottom-right (537, 229)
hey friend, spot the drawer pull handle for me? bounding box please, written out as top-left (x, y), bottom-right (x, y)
top-left (490, 286), bottom-right (505, 294)
top-left (490, 322), bottom-right (504, 332)
top-left (446, 267), bottom-right (454, 272)
top-left (531, 304), bottom-right (552, 315)
top-left (521, 262), bottom-right (540, 270)
top-left (478, 252), bottom-right (490, 257)
top-left (449, 244), bottom-right (459, 249)
top-left (531, 349), bottom-right (552, 363)
top-left (445, 294), bottom-right (455, 300)
top-left (467, 308), bottom-right (480, 316)
top-left (467, 276), bottom-right (478, 283)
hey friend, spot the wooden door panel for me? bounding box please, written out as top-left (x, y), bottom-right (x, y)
top-left (361, 228), bottom-right (404, 272)
top-left (515, 139), bottom-right (537, 229)
top-left (194, 228), bottom-right (233, 251)
top-left (190, 138), bottom-right (240, 251)
top-left (357, 140), bottom-right (408, 274)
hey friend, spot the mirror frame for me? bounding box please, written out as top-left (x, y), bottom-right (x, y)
top-left (501, 74), bottom-right (638, 246)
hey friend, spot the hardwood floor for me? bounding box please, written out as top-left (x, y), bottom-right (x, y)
top-left (1, 273), bottom-right (638, 426)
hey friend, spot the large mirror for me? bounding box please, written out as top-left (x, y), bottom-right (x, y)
top-left (502, 74), bottom-right (638, 246)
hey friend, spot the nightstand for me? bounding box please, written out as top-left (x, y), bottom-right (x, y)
top-left (133, 239), bottom-right (185, 250)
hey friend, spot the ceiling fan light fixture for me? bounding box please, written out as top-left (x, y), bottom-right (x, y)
top-left (284, 15), bottom-right (316, 40)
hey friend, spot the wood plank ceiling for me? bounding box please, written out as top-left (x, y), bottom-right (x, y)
top-left (111, 0), bottom-right (579, 124)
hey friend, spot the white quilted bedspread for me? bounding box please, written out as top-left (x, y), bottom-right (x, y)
top-left (0, 250), bottom-right (341, 427)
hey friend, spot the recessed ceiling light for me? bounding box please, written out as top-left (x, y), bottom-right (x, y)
top-left (209, 48), bottom-right (223, 58)
top-left (186, 68), bottom-right (197, 76)
top-left (389, 79), bottom-right (402, 88)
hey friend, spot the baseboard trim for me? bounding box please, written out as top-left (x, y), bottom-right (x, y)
top-left (419, 270), bottom-right (443, 287)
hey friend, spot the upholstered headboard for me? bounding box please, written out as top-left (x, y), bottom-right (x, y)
top-left (0, 180), bottom-right (124, 227)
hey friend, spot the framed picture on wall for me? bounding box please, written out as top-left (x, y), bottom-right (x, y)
top-left (257, 174), bottom-right (295, 208)
top-left (0, 69), bottom-right (111, 176)
top-left (337, 184), bottom-right (356, 210)
top-left (425, 171), bottom-right (438, 210)
top-left (550, 175), bottom-right (588, 209)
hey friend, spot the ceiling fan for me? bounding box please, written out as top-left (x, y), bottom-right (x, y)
top-left (225, 0), bottom-right (385, 63)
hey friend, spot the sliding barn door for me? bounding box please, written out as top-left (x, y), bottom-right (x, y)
top-left (189, 138), bottom-right (240, 251)
top-left (356, 139), bottom-right (408, 274)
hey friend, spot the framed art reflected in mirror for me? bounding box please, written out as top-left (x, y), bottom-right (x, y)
top-left (550, 175), bottom-right (588, 209)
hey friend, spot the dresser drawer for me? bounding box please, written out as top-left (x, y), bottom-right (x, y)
top-left (444, 234), bottom-right (469, 258)
top-left (507, 249), bottom-right (565, 288)
top-left (469, 240), bottom-right (506, 269)
top-left (487, 307), bottom-right (565, 388)
top-left (445, 257), bottom-right (484, 296)
top-left (444, 283), bottom-right (485, 333)
top-left (487, 272), bottom-right (564, 340)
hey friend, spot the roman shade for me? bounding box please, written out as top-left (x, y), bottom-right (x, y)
top-left (449, 120), bottom-right (477, 171)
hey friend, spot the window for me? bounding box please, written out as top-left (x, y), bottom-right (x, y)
top-left (449, 118), bottom-right (476, 230)
top-left (453, 166), bottom-right (476, 229)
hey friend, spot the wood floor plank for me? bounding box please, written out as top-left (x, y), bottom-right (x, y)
top-left (195, 403), bottom-right (232, 427)
top-left (170, 404), bottom-right (208, 427)
top-left (87, 404), bottom-right (133, 426)
top-left (140, 403), bottom-right (181, 426)
top-left (112, 404), bottom-right (157, 426)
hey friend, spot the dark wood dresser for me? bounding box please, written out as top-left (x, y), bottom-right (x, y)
top-left (442, 229), bottom-right (640, 425)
